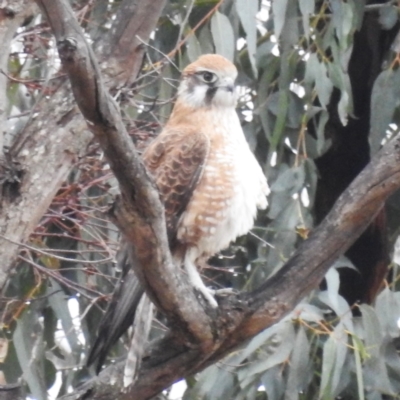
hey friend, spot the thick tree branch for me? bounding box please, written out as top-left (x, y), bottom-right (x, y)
top-left (101, 0), bottom-right (167, 85)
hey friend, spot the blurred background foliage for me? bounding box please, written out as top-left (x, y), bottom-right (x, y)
top-left (3, 0), bottom-right (400, 399)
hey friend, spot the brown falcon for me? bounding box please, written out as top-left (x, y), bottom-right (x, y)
top-left (87, 54), bottom-right (269, 373)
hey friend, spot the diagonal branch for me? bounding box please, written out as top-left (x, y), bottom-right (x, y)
top-left (101, 0), bottom-right (167, 84)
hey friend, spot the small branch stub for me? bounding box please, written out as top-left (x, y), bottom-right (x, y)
top-left (58, 37), bottom-right (78, 63)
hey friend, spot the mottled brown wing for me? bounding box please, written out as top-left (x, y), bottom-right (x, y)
top-left (87, 133), bottom-right (209, 374)
top-left (143, 129), bottom-right (209, 244)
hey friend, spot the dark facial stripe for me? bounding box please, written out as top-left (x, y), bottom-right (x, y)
top-left (205, 86), bottom-right (218, 105)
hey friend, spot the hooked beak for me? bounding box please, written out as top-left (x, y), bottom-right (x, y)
top-left (220, 77), bottom-right (235, 93)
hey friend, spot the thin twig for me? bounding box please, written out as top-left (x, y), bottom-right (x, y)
top-left (0, 233), bottom-right (114, 264)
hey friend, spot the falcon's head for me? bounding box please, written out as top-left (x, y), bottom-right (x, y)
top-left (178, 54), bottom-right (238, 109)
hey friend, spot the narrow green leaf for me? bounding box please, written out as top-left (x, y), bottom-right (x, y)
top-left (318, 325), bottom-right (351, 398)
top-left (299, 0), bottom-right (314, 39)
top-left (270, 89), bottom-right (289, 147)
top-left (352, 0), bottom-right (366, 30)
top-left (330, 324), bottom-right (348, 396)
top-left (210, 11), bottom-right (235, 61)
top-left (305, 54), bottom-right (333, 108)
top-left (198, 26), bottom-right (214, 54)
top-left (375, 288), bottom-right (400, 338)
top-left (316, 61), bottom-right (333, 108)
top-left (272, 0), bottom-right (288, 40)
top-left (14, 310), bottom-right (48, 400)
top-left (268, 91), bottom-right (302, 128)
top-left (319, 335), bottom-right (336, 399)
top-left (295, 302), bottom-right (324, 323)
top-left (186, 33), bottom-right (202, 62)
top-left (325, 268), bottom-right (340, 311)
top-left (281, 0), bottom-right (299, 47)
top-left (239, 322), bottom-right (289, 363)
top-left (47, 279), bottom-right (81, 357)
top-left (236, 0), bottom-right (258, 77)
top-left (379, 5), bottom-right (398, 30)
top-left (316, 110), bottom-right (330, 155)
top-left (284, 326), bottom-right (311, 399)
top-left (261, 366), bottom-right (285, 400)
top-left (360, 304), bottom-right (382, 359)
top-left (370, 68), bottom-right (400, 154)
top-left (353, 335), bottom-right (365, 400)
top-left (330, 0), bottom-right (355, 49)
top-left (330, 65), bottom-right (354, 126)
top-left (270, 165), bottom-right (305, 194)
top-left (238, 322), bottom-right (296, 386)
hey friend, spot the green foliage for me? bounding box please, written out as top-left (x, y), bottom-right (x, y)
top-left (188, 287), bottom-right (400, 400)
top-left (3, 1), bottom-right (400, 399)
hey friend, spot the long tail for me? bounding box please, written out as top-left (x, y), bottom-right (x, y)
top-left (87, 245), bottom-right (145, 373)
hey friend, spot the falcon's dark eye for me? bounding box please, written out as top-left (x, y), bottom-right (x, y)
top-left (199, 71), bottom-right (217, 84)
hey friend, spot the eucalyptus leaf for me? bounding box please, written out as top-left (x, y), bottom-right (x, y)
top-left (316, 110), bottom-right (330, 155)
top-left (324, 268), bottom-right (340, 311)
top-left (256, 41), bottom-right (276, 69)
top-left (198, 26), bottom-right (214, 55)
top-left (281, 0), bottom-right (299, 47)
top-left (305, 53), bottom-right (333, 108)
top-left (299, 0), bottom-right (314, 39)
top-left (378, 5), bottom-right (399, 30)
top-left (46, 279), bottom-right (81, 359)
top-left (319, 334), bottom-right (336, 399)
top-left (236, 0), bottom-right (258, 77)
top-left (186, 33), bottom-right (202, 62)
top-left (270, 164), bottom-right (305, 193)
top-left (284, 326), bottom-right (311, 399)
top-left (261, 366), bottom-right (285, 400)
top-left (370, 68), bottom-right (400, 154)
top-left (330, 324), bottom-right (348, 397)
top-left (14, 309), bottom-right (48, 400)
top-left (374, 288), bottom-right (400, 339)
top-left (337, 86), bottom-right (350, 126)
top-left (268, 91), bottom-right (303, 128)
top-left (239, 322), bottom-right (290, 362)
top-left (294, 302), bottom-right (324, 323)
top-left (360, 304), bottom-right (382, 359)
top-left (210, 11), bottom-right (235, 61)
top-left (353, 335), bottom-right (365, 400)
top-left (238, 322), bottom-right (295, 386)
top-left (272, 0), bottom-right (288, 40)
top-left (319, 290), bottom-right (353, 331)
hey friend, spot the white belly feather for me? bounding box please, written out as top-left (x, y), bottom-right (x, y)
top-left (179, 109), bottom-right (269, 259)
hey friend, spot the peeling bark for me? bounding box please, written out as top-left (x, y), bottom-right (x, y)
top-left (0, 0), bottom-right (36, 216)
